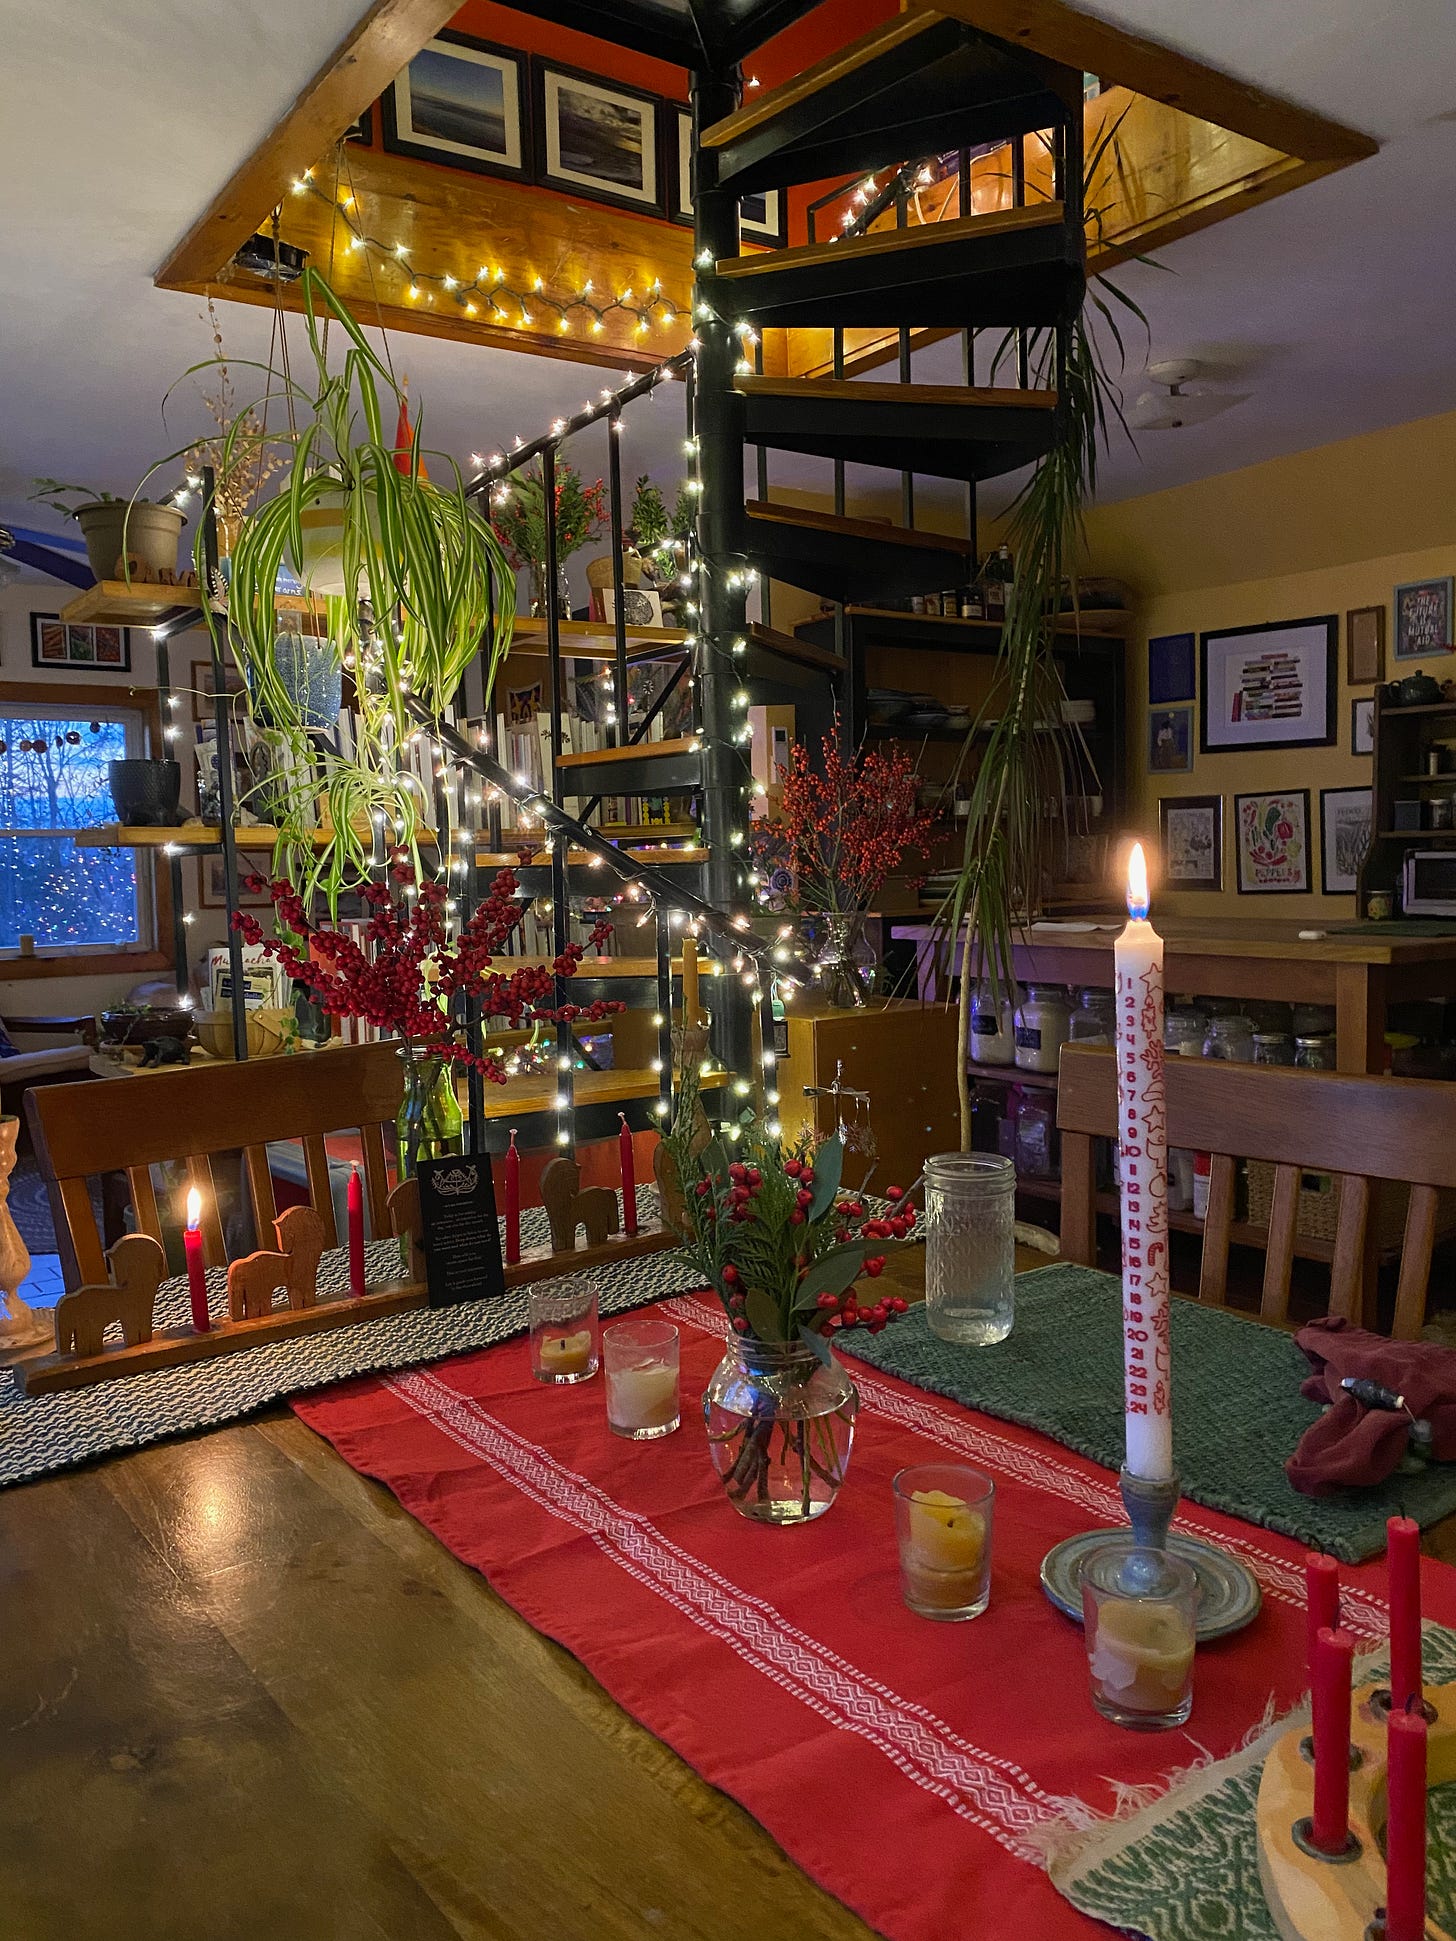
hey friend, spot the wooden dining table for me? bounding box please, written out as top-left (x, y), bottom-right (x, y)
top-left (2, 1244), bottom-right (1450, 1941)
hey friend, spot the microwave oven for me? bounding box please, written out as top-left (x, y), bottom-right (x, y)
top-left (1402, 850), bottom-right (1456, 915)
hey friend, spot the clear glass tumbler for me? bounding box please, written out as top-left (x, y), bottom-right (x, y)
top-left (1081, 1544), bottom-right (1197, 1730)
top-left (893, 1462), bottom-right (994, 1620)
top-left (529, 1277), bottom-right (600, 1384)
top-left (923, 1152), bottom-right (1016, 1344)
top-left (603, 1316), bottom-right (680, 1440)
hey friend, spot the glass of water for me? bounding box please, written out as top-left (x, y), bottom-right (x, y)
top-left (923, 1153), bottom-right (1015, 1344)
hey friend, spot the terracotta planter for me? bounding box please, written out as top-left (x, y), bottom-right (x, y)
top-left (75, 500), bottom-right (185, 582)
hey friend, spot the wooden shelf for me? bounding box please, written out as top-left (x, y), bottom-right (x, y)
top-left (508, 618), bottom-right (689, 662)
top-left (74, 822), bottom-right (435, 852)
top-left (472, 1064), bottom-right (728, 1119)
top-left (1015, 1175), bottom-right (1343, 1266)
top-left (597, 821), bottom-right (698, 840)
top-left (475, 842), bottom-right (706, 867)
top-left (60, 580), bottom-right (323, 628)
top-left (834, 604), bottom-right (1129, 638)
top-left (1382, 700), bottom-right (1456, 717)
top-left (1377, 828), bottom-right (1456, 841)
top-left (965, 1058), bottom-right (1057, 1089)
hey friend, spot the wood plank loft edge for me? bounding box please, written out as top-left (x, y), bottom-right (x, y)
top-left (715, 203), bottom-right (1064, 277)
top-left (920, 0), bottom-right (1377, 163)
top-left (157, 0), bottom-right (460, 288)
top-left (735, 375), bottom-right (1057, 409)
top-left (553, 736), bottom-right (698, 770)
top-left (744, 501), bottom-right (971, 555)
top-left (699, 11), bottom-right (939, 148)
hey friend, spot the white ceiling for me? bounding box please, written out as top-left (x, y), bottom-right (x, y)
top-left (3, 0), bottom-right (1456, 560)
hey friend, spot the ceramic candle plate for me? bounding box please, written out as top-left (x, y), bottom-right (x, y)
top-left (1040, 1529), bottom-right (1263, 1641)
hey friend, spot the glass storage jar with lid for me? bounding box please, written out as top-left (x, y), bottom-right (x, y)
top-left (1069, 986), bottom-right (1116, 1046)
top-left (1252, 1031), bottom-right (1295, 1067)
top-left (1202, 1014), bottom-right (1255, 1062)
top-left (1165, 1005), bottom-right (1207, 1057)
top-left (1295, 1034), bottom-right (1337, 1070)
top-left (1014, 984), bottom-right (1070, 1074)
top-left (969, 980), bottom-right (1017, 1067)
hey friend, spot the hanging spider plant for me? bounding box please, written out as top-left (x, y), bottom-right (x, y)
top-left (185, 270), bottom-right (514, 907)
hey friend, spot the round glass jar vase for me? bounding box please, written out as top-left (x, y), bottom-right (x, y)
top-left (703, 1336), bottom-right (858, 1525)
top-left (923, 1152), bottom-right (1016, 1345)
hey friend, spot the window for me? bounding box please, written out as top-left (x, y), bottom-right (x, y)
top-left (0, 704), bottom-right (155, 951)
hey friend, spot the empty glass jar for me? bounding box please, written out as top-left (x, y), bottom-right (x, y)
top-left (1201, 1015), bottom-right (1255, 1062)
top-left (923, 1152), bottom-right (1016, 1345)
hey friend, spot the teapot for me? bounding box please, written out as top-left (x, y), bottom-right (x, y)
top-left (1390, 669), bottom-right (1443, 707)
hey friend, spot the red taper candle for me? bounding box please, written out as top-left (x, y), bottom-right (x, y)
top-left (1388, 1516), bottom-right (1422, 1713)
top-left (1310, 1625), bottom-right (1355, 1855)
top-left (347, 1165), bottom-right (365, 1298)
top-left (183, 1187), bottom-right (210, 1334)
top-left (619, 1112), bottom-right (638, 1236)
top-left (504, 1128), bottom-right (521, 1265)
top-left (1305, 1552), bottom-right (1340, 1679)
top-left (1385, 1705), bottom-right (1428, 1941)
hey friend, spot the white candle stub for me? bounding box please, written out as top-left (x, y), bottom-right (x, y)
top-left (606, 1359), bottom-right (679, 1432)
top-left (1114, 844), bottom-right (1173, 1482)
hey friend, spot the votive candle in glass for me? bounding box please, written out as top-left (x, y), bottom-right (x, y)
top-left (529, 1277), bottom-right (600, 1384)
top-left (603, 1316), bottom-right (680, 1440)
top-left (1082, 1544), bottom-right (1196, 1730)
top-left (892, 1462), bottom-right (995, 1621)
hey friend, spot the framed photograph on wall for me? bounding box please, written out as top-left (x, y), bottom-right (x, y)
top-left (1147, 631), bottom-right (1195, 704)
top-left (1235, 788), bottom-right (1311, 895)
top-left (1346, 605), bottom-right (1385, 685)
top-left (534, 62), bottom-right (660, 213)
top-left (1351, 694), bottom-right (1375, 756)
top-left (1200, 616), bottom-right (1336, 754)
top-left (196, 855), bottom-right (273, 910)
top-left (30, 612), bottom-right (131, 672)
top-left (382, 32), bottom-right (529, 180)
top-left (1148, 704), bottom-right (1193, 773)
top-left (739, 187), bottom-right (787, 247)
top-left (1394, 576), bottom-right (1454, 661)
top-left (670, 104), bottom-right (692, 224)
top-left (1158, 794), bottom-right (1222, 892)
top-left (1320, 786), bottom-right (1373, 896)
top-left (188, 657), bottom-right (245, 722)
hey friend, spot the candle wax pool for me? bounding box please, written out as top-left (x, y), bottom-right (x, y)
top-left (606, 1360), bottom-right (679, 1431)
top-left (1088, 1598), bottom-right (1194, 1714)
top-left (907, 1491), bottom-right (985, 1572)
top-left (539, 1328), bottom-right (595, 1377)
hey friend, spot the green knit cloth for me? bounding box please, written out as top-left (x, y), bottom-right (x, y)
top-left (840, 1261), bottom-right (1456, 1562)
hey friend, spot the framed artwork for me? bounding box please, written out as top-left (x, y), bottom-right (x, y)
top-left (1394, 576), bottom-right (1454, 660)
top-left (1346, 605), bottom-right (1385, 685)
top-left (535, 61), bottom-right (660, 213)
top-left (1235, 788), bottom-right (1311, 895)
top-left (382, 32), bottom-right (529, 180)
top-left (1148, 631), bottom-right (1195, 705)
top-left (1200, 616), bottom-right (1336, 754)
top-left (671, 105), bottom-right (692, 225)
top-left (1158, 794), bottom-right (1222, 892)
top-left (1320, 786), bottom-right (1373, 896)
top-left (1351, 695), bottom-right (1375, 756)
top-left (188, 657), bottom-right (245, 722)
top-left (343, 105), bottom-right (372, 144)
top-left (1148, 704), bottom-right (1193, 773)
top-left (670, 104), bottom-right (785, 242)
top-left (740, 187), bottom-right (787, 247)
top-left (30, 613), bottom-right (130, 672)
top-left (196, 855), bottom-right (273, 910)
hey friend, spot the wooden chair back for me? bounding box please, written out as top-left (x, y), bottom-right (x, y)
top-left (26, 1044), bottom-right (404, 1291)
top-left (1056, 1045), bottom-right (1456, 1337)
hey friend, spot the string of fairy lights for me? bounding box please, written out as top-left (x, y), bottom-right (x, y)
top-left (288, 170), bottom-right (691, 341)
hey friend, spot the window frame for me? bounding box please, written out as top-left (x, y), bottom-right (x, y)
top-left (0, 680), bottom-right (175, 981)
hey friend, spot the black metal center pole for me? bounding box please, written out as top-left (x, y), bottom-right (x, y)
top-left (691, 63), bottom-right (754, 1087)
top-left (200, 467), bottom-right (250, 1061)
top-left (606, 408), bottom-right (629, 749)
top-left (541, 443), bottom-right (575, 1153)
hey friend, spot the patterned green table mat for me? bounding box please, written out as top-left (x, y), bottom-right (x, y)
top-left (1054, 1628), bottom-right (1456, 1941)
top-left (840, 1262), bottom-right (1456, 1562)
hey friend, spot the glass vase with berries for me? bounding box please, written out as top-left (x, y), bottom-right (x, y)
top-left (663, 1068), bottom-right (917, 1523)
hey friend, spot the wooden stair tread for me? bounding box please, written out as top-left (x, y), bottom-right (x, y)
top-left (701, 11), bottom-right (942, 148)
top-left (715, 203), bottom-right (1063, 280)
top-left (749, 620), bottom-right (845, 672)
top-left (744, 501), bottom-right (970, 556)
top-left (553, 736), bottom-right (696, 770)
top-left (736, 375), bottom-right (1056, 411)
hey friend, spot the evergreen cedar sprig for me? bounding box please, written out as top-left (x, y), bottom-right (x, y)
top-left (231, 859), bottom-right (623, 1080)
top-left (747, 735), bottom-right (935, 917)
top-left (669, 1117), bottom-right (916, 1349)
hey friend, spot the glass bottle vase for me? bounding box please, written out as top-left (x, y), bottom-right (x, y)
top-left (704, 1336), bottom-right (858, 1524)
top-left (395, 1044), bottom-right (464, 1179)
top-left (810, 912), bottom-right (873, 1009)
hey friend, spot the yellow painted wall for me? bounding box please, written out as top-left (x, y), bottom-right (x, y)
top-left (1082, 408), bottom-right (1456, 919)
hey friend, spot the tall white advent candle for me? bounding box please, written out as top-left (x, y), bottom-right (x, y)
top-left (1115, 843), bottom-right (1173, 1481)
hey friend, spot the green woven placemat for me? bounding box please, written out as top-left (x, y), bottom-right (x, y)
top-left (839, 1262), bottom-right (1456, 1562)
top-left (1054, 1627), bottom-right (1456, 1941)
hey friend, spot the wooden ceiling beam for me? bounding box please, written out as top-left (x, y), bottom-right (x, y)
top-left (157, 0), bottom-right (461, 289)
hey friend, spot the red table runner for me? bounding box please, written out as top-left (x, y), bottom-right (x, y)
top-left (294, 1296), bottom-right (1456, 1940)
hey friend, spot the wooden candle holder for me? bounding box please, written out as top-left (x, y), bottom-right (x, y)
top-left (1256, 1679), bottom-right (1454, 1939)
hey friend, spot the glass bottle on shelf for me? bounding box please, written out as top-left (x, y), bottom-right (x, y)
top-left (983, 543), bottom-right (1014, 617)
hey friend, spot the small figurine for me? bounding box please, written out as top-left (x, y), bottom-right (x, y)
top-left (53, 1234), bottom-right (166, 1358)
top-left (226, 1206), bottom-right (327, 1321)
top-left (540, 1156), bottom-right (620, 1251)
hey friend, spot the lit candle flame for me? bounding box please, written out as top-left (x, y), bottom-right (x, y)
top-left (186, 1187), bottom-right (201, 1231)
top-left (1126, 842), bottom-right (1150, 922)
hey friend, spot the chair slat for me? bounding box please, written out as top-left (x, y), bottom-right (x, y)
top-left (1393, 1183), bottom-right (1440, 1340)
top-left (187, 1155), bottom-right (228, 1267)
top-left (244, 1144), bottom-right (278, 1235)
top-left (1058, 1129), bottom-right (1097, 1266)
top-left (361, 1123), bottom-right (390, 1238)
top-left (302, 1136), bottom-right (339, 1246)
top-left (1197, 1153), bottom-right (1237, 1308)
top-left (1259, 1163), bottom-right (1301, 1325)
top-left (1328, 1174), bottom-right (1371, 1324)
top-left (59, 1177), bottom-right (107, 1285)
top-left (127, 1166), bottom-right (163, 1246)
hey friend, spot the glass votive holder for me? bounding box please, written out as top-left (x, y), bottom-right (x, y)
top-left (529, 1277), bottom-right (600, 1384)
top-left (892, 1462), bottom-right (995, 1621)
top-left (603, 1316), bottom-right (681, 1440)
top-left (1081, 1544), bottom-right (1197, 1730)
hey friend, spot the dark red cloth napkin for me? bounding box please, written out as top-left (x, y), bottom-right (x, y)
top-left (1287, 1316), bottom-right (1456, 1494)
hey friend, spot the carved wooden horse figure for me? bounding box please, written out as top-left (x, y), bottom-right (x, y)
top-left (226, 1207), bottom-right (328, 1321)
top-left (540, 1156), bottom-right (620, 1252)
top-left (53, 1234), bottom-right (166, 1358)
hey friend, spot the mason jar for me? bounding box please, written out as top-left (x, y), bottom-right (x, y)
top-left (1295, 1034), bottom-right (1337, 1070)
top-left (923, 1152), bottom-right (1016, 1345)
top-left (1202, 1015), bottom-right (1255, 1062)
top-left (969, 980), bottom-right (1016, 1066)
top-left (1013, 984), bottom-right (1070, 1074)
top-left (1069, 986), bottom-right (1116, 1046)
top-left (1252, 1031), bottom-right (1295, 1067)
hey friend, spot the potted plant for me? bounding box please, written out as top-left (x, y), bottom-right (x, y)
top-left (30, 479), bottom-right (188, 584)
top-left (491, 457), bottom-right (605, 616)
